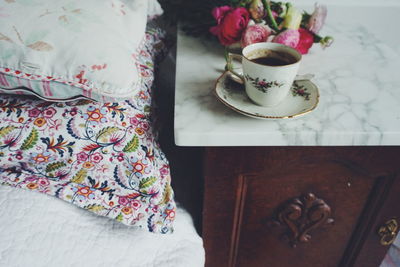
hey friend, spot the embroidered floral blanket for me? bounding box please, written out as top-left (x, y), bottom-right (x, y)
top-left (0, 27), bottom-right (176, 234)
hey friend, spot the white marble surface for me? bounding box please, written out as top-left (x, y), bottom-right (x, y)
top-left (174, 4), bottom-right (400, 146)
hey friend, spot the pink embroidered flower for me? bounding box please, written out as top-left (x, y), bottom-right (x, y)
top-left (15, 151), bottom-right (23, 160)
top-left (69, 107), bottom-right (78, 116)
top-left (116, 152), bottom-right (125, 162)
top-left (90, 152), bottom-right (103, 163)
top-left (210, 6), bottom-right (250, 46)
top-left (273, 29), bottom-right (300, 48)
top-left (160, 165), bottom-right (169, 177)
top-left (118, 196), bottom-right (130, 206)
top-left (48, 119), bottom-right (62, 130)
top-left (295, 28), bottom-right (315, 54)
top-left (140, 121), bottom-right (149, 131)
top-left (307, 3), bottom-right (327, 34)
top-left (38, 178), bottom-right (50, 187)
top-left (43, 107), bottom-right (56, 118)
top-left (28, 108), bottom-right (41, 118)
top-left (131, 200), bottom-right (141, 210)
top-left (241, 24), bottom-right (271, 48)
top-left (130, 117), bottom-right (140, 126)
top-left (76, 151), bottom-right (89, 162)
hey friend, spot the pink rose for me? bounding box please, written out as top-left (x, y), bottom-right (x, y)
top-left (295, 28), bottom-right (315, 54)
top-left (241, 24), bottom-right (271, 48)
top-left (43, 107), bottom-right (56, 118)
top-left (76, 151), bottom-right (88, 162)
top-left (28, 108), bottom-right (41, 118)
top-left (210, 6), bottom-right (250, 46)
top-left (272, 29), bottom-right (300, 48)
top-left (307, 3), bottom-right (327, 34)
top-left (90, 152), bottom-right (103, 163)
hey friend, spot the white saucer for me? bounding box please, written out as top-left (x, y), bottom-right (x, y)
top-left (214, 71), bottom-right (319, 119)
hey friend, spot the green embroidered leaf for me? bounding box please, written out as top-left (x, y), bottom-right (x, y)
top-left (158, 184), bottom-right (172, 206)
top-left (116, 213), bottom-right (123, 222)
top-left (122, 135), bottom-right (139, 152)
top-left (70, 169), bottom-right (87, 184)
top-left (96, 126), bottom-right (120, 140)
top-left (85, 204), bottom-right (105, 212)
top-left (0, 126), bottom-right (16, 138)
top-left (20, 128), bottom-right (38, 150)
top-left (45, 161), bottom-right (66, 173)
top-left (139, 177), bottom-right (157, 190)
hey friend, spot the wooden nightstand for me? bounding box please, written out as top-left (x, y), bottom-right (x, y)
top-left (173, 4), bottom-right (400, 267)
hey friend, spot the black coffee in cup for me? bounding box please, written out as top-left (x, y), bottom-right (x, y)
top-left (249, 50), bottom-right (297, 66)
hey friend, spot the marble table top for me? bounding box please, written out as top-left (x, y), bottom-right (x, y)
top-left (174, 4), bottom-right (400, 146)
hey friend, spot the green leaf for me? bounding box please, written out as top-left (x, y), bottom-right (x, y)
top-left (139, 177), bottom-right (157, 190)
top-left (158, 184), bottom-right (172, 206)
top-left (70, 169), bottom-right (87, 184)
top-left (96, 126), bottom-right (120, 140)
top-left (20, 128), bottom-right (38, 150)
top-left (0, 126), bottom-right (16, 138)
top-left (116, 213), bottom-right (123, 222)
top-left (122, 135), bottom-right (139, 152)
top-left (85, 204), bottom-right (105, 212)
top-left (45, 161), bottom-right (66, 173)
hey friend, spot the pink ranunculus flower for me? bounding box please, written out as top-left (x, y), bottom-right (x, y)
top-left (296, 28), bottom-right (315, 54)
top-left (43, 107), bottom-right (57, 118)
top-left (241, 24), bottom-right (271, 48)
top-left (28, 108), bottom-right (41, 118)
top-left (211, 5), bottom-right (232, 24)
top-left (307, 3), bottom-right (327, 34)
top-left (210, 6), bottom-right (250, 46)
top-left (272, 29), bottom-right (300, 48)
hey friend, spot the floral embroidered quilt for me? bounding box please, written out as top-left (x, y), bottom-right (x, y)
top-left (0, 27), bottom-right (176, 234)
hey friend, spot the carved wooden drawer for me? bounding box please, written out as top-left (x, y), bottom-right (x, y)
top-left (203, 147), bottom-right (400, 267)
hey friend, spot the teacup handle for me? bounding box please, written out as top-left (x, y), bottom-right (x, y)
top-left (226, 53), bottom-right (245, 84)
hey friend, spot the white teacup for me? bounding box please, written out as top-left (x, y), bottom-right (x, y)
top-left (227, 42), bottom-right (302, 107)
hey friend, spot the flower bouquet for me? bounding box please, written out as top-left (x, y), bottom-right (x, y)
top-left (161, 0), bottom-right (333, 55)
top-left (210, 1), bottom-right (333, 54)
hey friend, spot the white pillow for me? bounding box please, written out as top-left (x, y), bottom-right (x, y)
top-left (0, 0), bottom-right (149, 100)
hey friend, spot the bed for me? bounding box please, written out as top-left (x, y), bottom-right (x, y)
top-left (0, 1), bottom-right (205, 266)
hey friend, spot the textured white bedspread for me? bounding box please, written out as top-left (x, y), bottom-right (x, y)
top-left (0, 186), bottom-right (205, 267)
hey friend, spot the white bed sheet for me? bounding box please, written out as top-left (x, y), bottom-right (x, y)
top-left (0, 186), bottom-right (205, 267)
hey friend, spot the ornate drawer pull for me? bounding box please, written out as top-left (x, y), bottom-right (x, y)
top-left (378, 219), bottom-right (398, 246)
top-left (269, 193), bottom-right (334, 248)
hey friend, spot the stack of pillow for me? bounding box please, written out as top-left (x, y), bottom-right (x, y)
top-left (0, 0), bottom-right (177, 234)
